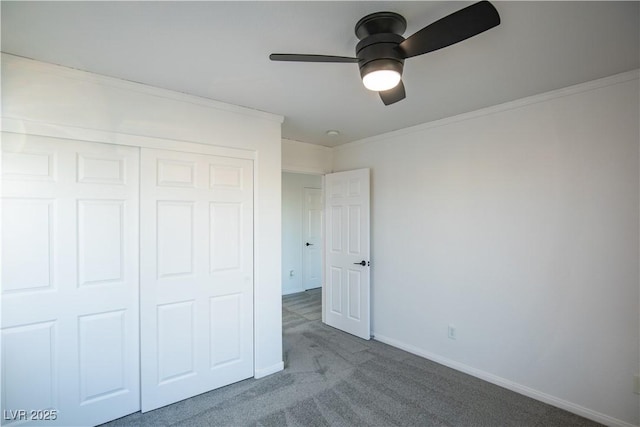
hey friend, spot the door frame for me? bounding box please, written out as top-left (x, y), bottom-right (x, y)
top-left (281, 169), bottom-right (326, 320)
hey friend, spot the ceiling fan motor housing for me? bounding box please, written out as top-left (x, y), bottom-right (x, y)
top-left (356, 33), bottom-right (405, 80)
top-left (354, 12), bottom-right (407, 80)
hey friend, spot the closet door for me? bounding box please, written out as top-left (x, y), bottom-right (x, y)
top-left (1, 133), bottom-right (140, 426)
top-left (140, 148), bottom-right (254, 412)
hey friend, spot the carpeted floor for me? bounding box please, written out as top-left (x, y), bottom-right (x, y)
top-left (102, 288), bottom-right (600, 426)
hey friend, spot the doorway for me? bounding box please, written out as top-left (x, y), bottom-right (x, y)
top-left (281, 172), bottom-right (323, 295)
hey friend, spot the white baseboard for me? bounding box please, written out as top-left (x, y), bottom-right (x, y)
top-left (254, 361), bottom-right (284, 379)
top-left (372, 333), bottom-right (637, 427)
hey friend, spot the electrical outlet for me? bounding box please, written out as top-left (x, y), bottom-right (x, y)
top-left (448, 324), bottom-right (456, 340)
top-left (634, 375), bottom-right (639, 395)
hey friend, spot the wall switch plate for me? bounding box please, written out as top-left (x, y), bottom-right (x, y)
top-left (634, 375), bottom-right (639, 395)
top-left (448, 324), bottom-right (456, 340)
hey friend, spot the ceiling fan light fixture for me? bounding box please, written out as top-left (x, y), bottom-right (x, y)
top-left (362, 69), bottom-right (401, 91)
top-left (359, 58), bottom-right (404, 92)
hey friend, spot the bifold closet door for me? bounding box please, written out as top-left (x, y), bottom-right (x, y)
top-left (140, 148), bottom-right (254, 412)
top-left (1, 133), bottom-right (140, 426)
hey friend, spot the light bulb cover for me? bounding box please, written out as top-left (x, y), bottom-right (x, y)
top-left (362, 70), bottom-right (401, 91)
top-left (359, 59), bottom-right (403, 92)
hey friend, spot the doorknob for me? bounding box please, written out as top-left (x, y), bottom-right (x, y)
top-left (353, 260), bottom-right (367, 266)
top-left (305, 242), bottom-right (313, 246)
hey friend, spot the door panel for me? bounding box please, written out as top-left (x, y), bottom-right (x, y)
top-left (209, 294), bottom-right (242, 366)
top-left (140, 148), bottom-right (253, 412)
top-left (77, 200), bottom-right (125, 285)
top-left (2, 322), bottom-right (56, 412)
top-left (210, 202), bottom-right (242, 271)
top-left (78, 310), bottom-right (128, 403)
top-left (324, 169), bottom-right (370, 340)
top-left (2, 198), bottom-right (53, 292)
top-left (157, 301), bottom-right (196, 383)
top-left (1, 133), bottom-right (140, 426)
top-left (348, 270), bottom-right (362, 320)
top-left (157, 201), bottom-right (195, 277)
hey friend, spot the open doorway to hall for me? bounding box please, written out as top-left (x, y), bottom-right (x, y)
top-left (282, 172), bottom-right (323, 296)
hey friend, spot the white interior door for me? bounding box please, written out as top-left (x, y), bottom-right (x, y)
top-left (303, 187), bottom-right (322, 290)
top-left (140, 148), bottom-right (254, 412)
top-left (324, 169), bottom-right (371, 340)
top-left (1, 133), bottom-right (140, 426)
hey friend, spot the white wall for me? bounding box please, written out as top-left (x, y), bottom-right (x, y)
top-left (282, 138), bottom-right (332, 174)
top-left (282, 172), bottom-right (322, 295)
top-left (333, 71), bottom-right (640, 427)
top-left (1, 53), bottom-right (285, 378)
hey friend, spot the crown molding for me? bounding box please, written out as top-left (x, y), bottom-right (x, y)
top-left (336, 69), bottom-right (640, 151)
top-left (1, 53), bottom-right (284, 124)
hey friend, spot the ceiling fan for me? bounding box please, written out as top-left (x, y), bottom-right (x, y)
top-left (269, 1), bottom-right (500, 106)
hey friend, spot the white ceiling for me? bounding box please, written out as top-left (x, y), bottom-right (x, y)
top-left (2, 1), bottom-right (638, 147)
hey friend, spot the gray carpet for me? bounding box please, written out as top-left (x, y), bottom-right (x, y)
top-left (102, 288), bottom-right (600, 426)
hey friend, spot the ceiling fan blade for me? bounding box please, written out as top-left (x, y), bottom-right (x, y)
top-left (269, 54), bottom-right (359, 63)
top-left (379, 81), bottom-right (406, 106)
top-left (398, 1), bottom-right (500, 59)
